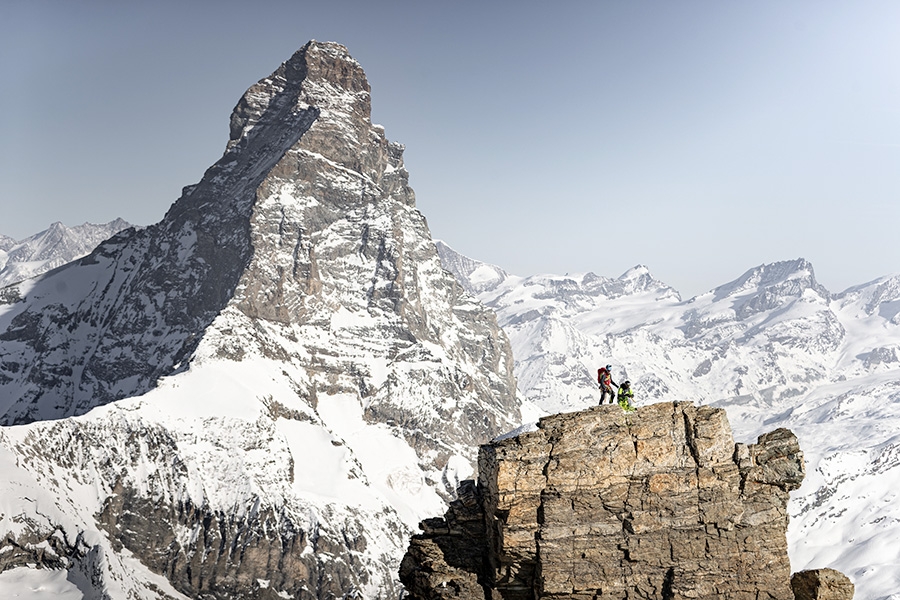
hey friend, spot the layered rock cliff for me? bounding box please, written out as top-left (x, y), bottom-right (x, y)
top-left (437, 244), bottom-right (898, 597)
top-left (399, 402), bottom-right (850, 600)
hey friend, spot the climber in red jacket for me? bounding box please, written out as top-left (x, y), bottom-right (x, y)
top-left (597, 364), bottom-right (618, 405)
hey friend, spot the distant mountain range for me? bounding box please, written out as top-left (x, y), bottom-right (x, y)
top-left (0, 219), bottom-right (131, 287)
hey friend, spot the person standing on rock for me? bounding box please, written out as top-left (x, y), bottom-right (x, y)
top-left (598, 364), bottom-right (618, 404)
top-left (617, 381), bottom-right (635, 412)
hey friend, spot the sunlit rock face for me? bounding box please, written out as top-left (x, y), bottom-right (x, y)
top-left (399, 402), bottom-right (841, 600)
top-left (791, 569), bottom-right (855, 600)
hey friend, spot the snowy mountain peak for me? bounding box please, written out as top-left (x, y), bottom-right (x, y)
top-left (434, 240), bottom-right (509, 295)
top-left (0, 234), bottom-right (14, 252)
top-left (836, 272), bottom-right (900, 322)
top-left (619, 264), bottom-right (651, 279)
top-left (226, 41), bottom-right (367, 155)
top-left (712, 258), bottom-right (828, 301)
top-left (0, 219), bottom-right (132, 287)
top-left (0, 41), bottom-right (520, 600)
top-left (613, 264), bottom-right (680, 299)
top-left (0, 40), bottom-right (412, 424)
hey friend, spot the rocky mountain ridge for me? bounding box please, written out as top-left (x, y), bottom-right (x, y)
top-left (0, 38), bottom-right (894, 600)
top-left (0, 41), bottom-right (519, 600)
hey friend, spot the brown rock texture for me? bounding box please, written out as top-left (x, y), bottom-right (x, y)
top-left (791, 569), bottom-right (855, 600)
top-left (399, 480), bottom-right (489, 600)
top-left (400, 402), bottom-right (844, 600)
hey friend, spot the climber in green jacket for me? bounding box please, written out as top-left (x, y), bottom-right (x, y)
top-left (617, 380), bottom-right (635, 412)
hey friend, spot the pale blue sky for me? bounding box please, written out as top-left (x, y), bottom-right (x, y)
top-left (1, 1), bottom-right (898, 298)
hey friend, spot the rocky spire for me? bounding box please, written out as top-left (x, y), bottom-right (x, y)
top-left (0, 41), bottom-right (520, 599)
top-left (0, 40), bottom-right (517, 435)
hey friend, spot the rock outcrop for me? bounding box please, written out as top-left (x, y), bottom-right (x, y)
top-left (437, 237), bottom-right (893, 599)
top-left (791, 569), bottom-right (855, 600)
top-left (400, 402), bottom-right (850, 599)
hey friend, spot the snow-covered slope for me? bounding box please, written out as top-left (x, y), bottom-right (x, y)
top-left (438, 242), bottom-right (900, 599)
top-left (0, 219), bottom-right (131, 288)
top-left (434, 240), bottom-right (508, 295)
top-left (0, 234), bottom-right (15, 252)
top-left (0, 42), bottom-right (519, 600)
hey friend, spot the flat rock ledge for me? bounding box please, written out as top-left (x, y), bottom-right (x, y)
top-left (400, 402), bottom-right (853, 600)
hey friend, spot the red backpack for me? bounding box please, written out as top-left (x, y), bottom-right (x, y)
top-left (598, 367), bottom-right (609, 384)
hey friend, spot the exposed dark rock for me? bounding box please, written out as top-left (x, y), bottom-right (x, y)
top-left (399, 480), bottom-right (489, 600)
top-left (791, 569), bottom-right (855, 600)
top-left (97, 485), bottom-right (364, 600)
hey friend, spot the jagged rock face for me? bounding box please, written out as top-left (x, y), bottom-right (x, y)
top-left (399, 480), bottom-right (489, 600)
top-left (0, 139), bottom-right (262, 422)
top-left (2, 404), bottom-right (413, 600)
top-left (791, 569), bottom-right (855, 600)
top-left (220, 43), bottom-right (518, 462)
top-left (401, 402), bottom-right (818, 600)
top-left (0, 41), bottom-right (519, 599)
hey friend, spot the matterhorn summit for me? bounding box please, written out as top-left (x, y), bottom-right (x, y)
top-left (0, 41), bottom-right (519, 599)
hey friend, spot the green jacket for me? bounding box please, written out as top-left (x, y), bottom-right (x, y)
top-left (617, 385), bottom-right (635, 412)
